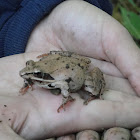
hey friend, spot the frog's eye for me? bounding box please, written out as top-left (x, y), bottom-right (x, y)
top-left (43, 73), bottom-right (54, 80)
top-left (33, 72), bottom-right (42, 78)
top-left (26, 60), bottom-right (35, 66)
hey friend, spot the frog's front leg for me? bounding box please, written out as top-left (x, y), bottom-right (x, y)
top-left (83, 67), bottom-right (105, 104)
top-left (37, 51), bottom-right (73, 59)
top-left (37, 53), bottom-right (49, 59)
top-left (50, 51), bottom-right (74, 57)
top-left (20, 79), bottom-right (34, 95)
top-left (49, 81), bottom-right (75, 113)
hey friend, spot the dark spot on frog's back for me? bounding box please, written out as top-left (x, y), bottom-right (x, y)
top-left (65, 77), bottom-right (72, 83)
top-left (78, 63), bottom-right (84, 69)
top-left (43, 73), bottom-right (54, 80)
top-left (66, 64), bottom-right (69, 69)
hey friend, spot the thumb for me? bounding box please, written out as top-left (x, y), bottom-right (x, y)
top-left (102, 18), bottom-right (140, 96)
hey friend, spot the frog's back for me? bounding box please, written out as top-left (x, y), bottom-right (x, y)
top-left (39, 51), bottom-right (91, 66)
top-left (37, 55), bottom-right (90, 73)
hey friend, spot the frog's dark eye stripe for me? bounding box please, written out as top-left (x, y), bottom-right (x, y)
top-left (33, 72), bottom-right (54, 80)
top-left (65, 77), bottom-right (72, 83)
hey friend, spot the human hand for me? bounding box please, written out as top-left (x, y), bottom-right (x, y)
top-left (0, 1), bottom-right (140, 140)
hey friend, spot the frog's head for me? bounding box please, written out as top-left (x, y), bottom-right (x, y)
top-left (19, 60), bottom-right (40, 79)
top-left (19, 60), bottom-right (54, 81)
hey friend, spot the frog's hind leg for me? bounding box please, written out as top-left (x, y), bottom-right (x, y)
top-left (84, 75), bottom-right (97, 105)
top-left (83, 67), bottom-right (105, 104)
top-left (90, 67), bottom-right (105, 99)
top-left (83, 74), bottom-right (97, 104)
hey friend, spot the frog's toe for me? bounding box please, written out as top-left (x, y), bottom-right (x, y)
top-left (57, 96), bottom-right (75, 113)
top-left (19, 83), bottom-right (34, 95)
top-left (19, 86), bottom-right (29, 94)
top-left (83, 95), bottom-right (97, 105)
top-left (57, 105), bottom-right (65, 113)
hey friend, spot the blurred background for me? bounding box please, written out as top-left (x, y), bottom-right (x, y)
top-left (111, 0), bottom-right (140, 48)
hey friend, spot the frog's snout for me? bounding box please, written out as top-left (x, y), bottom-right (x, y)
top-left (19, 69), bottom-right (26, 78)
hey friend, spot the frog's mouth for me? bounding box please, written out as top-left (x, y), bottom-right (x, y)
top-left (20, 73), bottom-right (34, 79)
top-left (31, 77), bottom-right (56, 83)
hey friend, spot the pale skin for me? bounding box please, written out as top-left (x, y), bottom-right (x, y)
top-left (0, 1), bottom-right (140, 140)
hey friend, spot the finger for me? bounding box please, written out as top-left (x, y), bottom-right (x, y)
top-left (90, 59), bottom-right (136, 95)
top-left (102, 90), bottom-right (139, 102)
top-left (90, 58), bottom-right (123, 78)
top-left (104, 75), bottom-right (136, 96)
top-left (94, 2), bottom-right (140, 95)
top-left (76, 130), bottom-right (100, 140)
top-left (102, 127), bottom-right (130, 140)
top-left (56, 134), bottom-right (75, 140)
top-left (132, 127), bottom-right (140, 140)
top-left (27, 90), bottom-right (140, 136)
top-left (102, 15), bottom-right (140, 96)
top-left (77, 97), bottom-right (140, 131)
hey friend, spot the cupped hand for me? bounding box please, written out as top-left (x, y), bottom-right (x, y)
top-left (0, 1), bottom-right (140, 140)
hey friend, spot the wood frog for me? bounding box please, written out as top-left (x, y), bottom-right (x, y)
top-left (19, 51), bottom-right (105, 112)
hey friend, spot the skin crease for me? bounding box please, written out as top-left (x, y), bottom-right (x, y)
top-left (0, 1), bottom-right (140, 140)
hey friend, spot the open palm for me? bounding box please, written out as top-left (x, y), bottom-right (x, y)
top-left (0, 1), bottom-right (140, 140)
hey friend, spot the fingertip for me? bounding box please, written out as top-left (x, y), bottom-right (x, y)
top-left (76, 130), bottom-right (100, 140)
top-left (133, 84), bottom-right (140, 97)
top-left (128, 72), bottom-right (140, 97)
